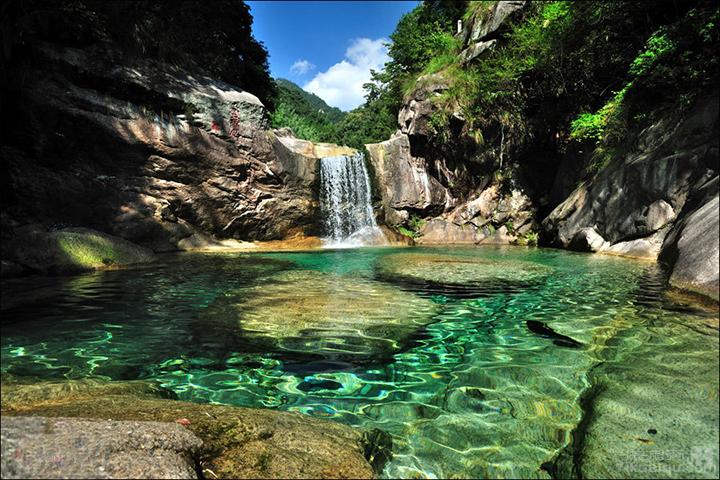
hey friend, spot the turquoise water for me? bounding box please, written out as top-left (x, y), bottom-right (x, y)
top-left (1, 246), bottom-right (718, 478)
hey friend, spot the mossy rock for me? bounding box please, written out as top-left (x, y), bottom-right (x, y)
top-left (1, 378), bottom-right (388, 479)
top-left (1, 378), bottom-right (176, 412)
top-left (4, 226), bottom-right (156, 275)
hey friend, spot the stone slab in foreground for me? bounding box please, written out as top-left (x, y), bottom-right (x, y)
top-left (1, 416), bottom-right (202, 479)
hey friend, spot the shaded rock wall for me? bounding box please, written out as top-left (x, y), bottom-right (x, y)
top-left (1, 41), bottom-right (325, 261)
top-left (542, 91), bottom-right (719, 298)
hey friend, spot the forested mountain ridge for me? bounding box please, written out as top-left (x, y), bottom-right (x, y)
top-left (270, 78), bottom-right (346, 143)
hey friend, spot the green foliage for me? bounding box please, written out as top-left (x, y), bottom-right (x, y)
top-left (629, 31), bottom-right (676, 77)
top-left (570, 86), bottom-right (628, 143)
top-left (397, 226), bottom-right (419, 239)
top-left (396, 214), bottom-right (426, 239)
top-left (333, 1), bottom-right (467, 150)
top-left (270, 103), bottom-right (321, 142)
top-left (386, 3), bottom-right (464, 79)
top-left (332, 97), bottom-right (398, 150)
top-left (408, 214), bottom-right (426, 232)
top-left (367, 0), bottom-right (719, 182)
top-left (569, 1), bottom-right (718, 153)
top-left (515, 231), bottom-right (539, 246)
top-left (270, 79), bottom-right (345, 143)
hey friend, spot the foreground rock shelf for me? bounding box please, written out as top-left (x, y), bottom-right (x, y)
top-left (1, 416), bottom-right (202, 479)
top-left (1, 379), bottom-right (389, 479)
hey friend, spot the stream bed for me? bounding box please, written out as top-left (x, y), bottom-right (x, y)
top-left (1, 246), bottom-right (718, 478)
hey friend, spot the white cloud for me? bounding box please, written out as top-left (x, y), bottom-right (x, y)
top-left (290, 59), bottom-right (316, 76)
top-left (303, 38), bottom-right (390, 111)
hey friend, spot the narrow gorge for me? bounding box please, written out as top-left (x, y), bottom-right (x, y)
top-left (1, 1), bottom-right (718, 479)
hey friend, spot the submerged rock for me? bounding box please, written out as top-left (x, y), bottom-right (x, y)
top-left (1, 416), bottom-right (202, 479)
top-left (553, 314), bottom-right (719, 478)
top-left (375, 252), bottom-right (552, 295)
top-left (214, 270), bottom-right (438, 359)
top-left (525, 320), bottom-right (583, 348)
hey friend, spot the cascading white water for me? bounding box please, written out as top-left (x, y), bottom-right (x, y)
top-left (319, 152), bottom-right (386, 247)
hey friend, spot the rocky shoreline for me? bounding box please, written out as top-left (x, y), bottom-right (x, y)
top-left (1, 378), bottom-right (391, 479)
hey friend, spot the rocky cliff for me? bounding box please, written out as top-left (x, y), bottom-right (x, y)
top-left (543, 91), bottom-right (719, 299)
top-left (0, 37), bottom-right (348, 274)
top-left (365, 0), bottom-right (539, 247)
top-left (365, 1), bottom-right (719, 300)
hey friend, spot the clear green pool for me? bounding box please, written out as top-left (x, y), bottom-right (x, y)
top-left (2, 246), bottom-right (718, 478)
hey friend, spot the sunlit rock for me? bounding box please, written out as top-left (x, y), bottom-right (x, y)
top-left (1, 416), bottom-right (202, 479)
top-left (1, 382), bottom-right (386, 479)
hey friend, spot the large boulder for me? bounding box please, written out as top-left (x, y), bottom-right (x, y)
top-left (3, 390), bottom-right (387, 479)
top-left (660, 194), bottom-right (719, 300)
top-left (1, 416), bottom-right (203, 479)
top-left (543, 91), bottom-right (719, 262)
top-left (2, 226), bottom-right (155, 275)
top-left (459, 1), bottom-right (528, 46)
top-left (366, 133), bottom-right (450, 225)
top-left (397, 74), bottom-right (451, 142)
top-left (458, 1), bottom-right (528, 64)
top-left (417, 218), bottom-right (483, 244)
top-left (414, 184), bottom-right (537, 246)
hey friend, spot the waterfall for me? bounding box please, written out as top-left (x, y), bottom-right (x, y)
top-left (319, 152), bottom-right (386, 247)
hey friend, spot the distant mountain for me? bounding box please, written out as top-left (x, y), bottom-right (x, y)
top-left (269, 78), bottom-right (346, 143)
top-left (275, 79), bottom-right (346, 123)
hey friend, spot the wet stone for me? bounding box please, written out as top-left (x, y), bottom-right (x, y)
top-left (375, 252), bottom-right (552, 297)
top-left (206, 270), bottom-right (439, 361)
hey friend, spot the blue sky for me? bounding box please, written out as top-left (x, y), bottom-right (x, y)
top-left (248, 1), bottom-right (419, 111)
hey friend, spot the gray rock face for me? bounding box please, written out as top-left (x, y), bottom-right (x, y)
top-left (417, 218), bottom-right (483, 244)
top-left (416, 185), bottom-right (536, 245)
top-left (366, 133), bottom-right (450, 225)
top-left (661, 195), bottom-right (719, 300)
top-left (568, 227), bottom-right (610, 253)
top-left (364, 128), bottom-right (537, 243)
top-left (3, 41), bottom-right (322, 259)
top-left (460, 1), bottom-right (528, 46)
top-left (603, 229), bottom-right (668, 259)
top-left (1, 416), bottom-right (202, 479)
top-left (543, 92), bottom-right (719, 261)
top-left (397, 74), bottom-right (451, 141)
top-left (459, 40), bottom-right (497, 65)
top-left (457, 1), bottom-right (527, 64)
